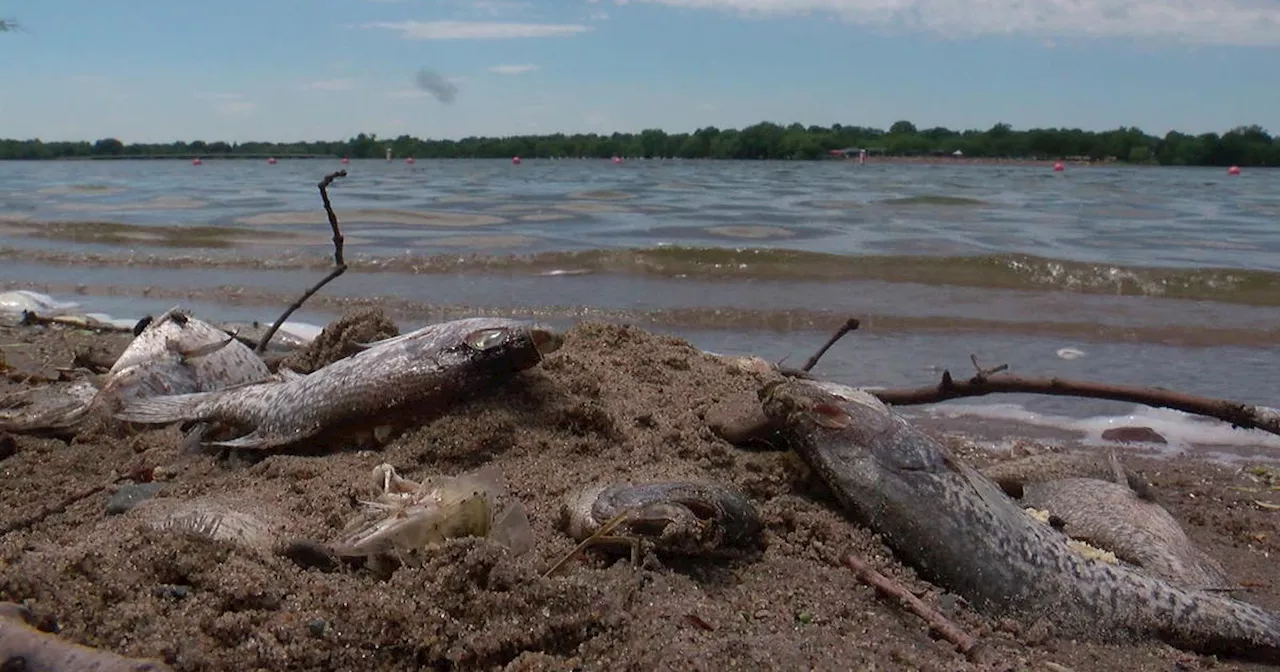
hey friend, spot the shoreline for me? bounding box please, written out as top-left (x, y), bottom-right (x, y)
top-left (1, 314), bottom-right (1278, 670)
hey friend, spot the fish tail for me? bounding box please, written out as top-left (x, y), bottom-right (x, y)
top-left (114, 391), bottom-right (216, 425)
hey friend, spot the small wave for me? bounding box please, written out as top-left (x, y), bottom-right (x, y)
top-left (878, 195), bottom-right (988, 207)
top-left (3, 245), bottom-right (1280, 307)
top-left (926, 402), bottom-right (1280, 461)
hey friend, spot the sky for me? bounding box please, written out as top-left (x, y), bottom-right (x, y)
top-left (0, 0), bottom-right (1277, 143)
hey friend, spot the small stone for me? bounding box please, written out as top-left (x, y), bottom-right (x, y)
top-left (307, 618), bottom-right (327, 637)
top-left (105, 482), bottom-right (164, 515)
top-left (152, 584), bottom-right (191, 600)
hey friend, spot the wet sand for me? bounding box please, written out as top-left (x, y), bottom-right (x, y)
top-left (1, 314), bottom-right (1278, 671)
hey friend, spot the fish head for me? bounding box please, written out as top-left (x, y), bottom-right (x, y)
top-left (459, 320), bottom-right (563, 371)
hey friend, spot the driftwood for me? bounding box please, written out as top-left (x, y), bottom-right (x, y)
top-left (0, 601), bottom-right (173, 671)
top-left (874, 370), bottom-right (1280, 437)
top-left (794, 317), bottom-right (1280, 439)
top-left (254, 170), bottom-right (348, 354)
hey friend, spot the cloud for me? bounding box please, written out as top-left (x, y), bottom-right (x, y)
top-left (300, 79), bottom-right (356, 91)
top-left (191, 91), bottom-right (256, 116)
top-left (357, 19), bottom-right (591, 39)
top-left (487, 63), bottom-right (539, 75)
top-left (612, 0), bottom-right (1280, 47)
top-left (469, 0), bottom-right (532, 15)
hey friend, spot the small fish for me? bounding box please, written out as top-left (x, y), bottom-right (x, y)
top-left (761, 378), bottom-right (1280, 663)
top-left (114, 317), bottom-right (562, 450)
top-left (0, 307), bottom-right (270, 433)
top-left (559, 480), bottom-right (763, 555)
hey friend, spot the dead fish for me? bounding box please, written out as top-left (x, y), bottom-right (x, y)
top-left (1019, 477), bottom-right (1231, 590)
top-left (761, 378), bottom-right (1280, 664)
top-left (110, 306), bottom-right (269, 386)
top-left (559, 481), bottom-right (763, 556)
top-left (0, 379), bottom-right (99, 433)
top-left (0, 307), bottom-right (270, 433)
top-left (114, 317), bottom-right (562, 450)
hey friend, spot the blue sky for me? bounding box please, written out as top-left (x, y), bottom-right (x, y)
top-left (1, 0), bottom-right (1277, 143)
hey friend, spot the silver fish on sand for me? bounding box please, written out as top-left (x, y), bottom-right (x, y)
top-left (1, 307), bottom-right (270, 433)
top-left (114, 317), bottom-right (563, 450)
top-left (761, 378), bottom-right (1280, 664)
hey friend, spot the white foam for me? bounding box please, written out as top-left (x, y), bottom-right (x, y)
top-left (1056, 347), bottom-right (1087, 360)
top-left (0, 290), bottom-right (80, 315)
top-left (926, 402), bottom-right (1280, 456)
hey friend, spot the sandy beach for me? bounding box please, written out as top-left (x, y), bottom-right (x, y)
top-left (2, 311), bottom-right (1278, 671)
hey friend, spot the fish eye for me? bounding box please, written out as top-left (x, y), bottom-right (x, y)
top-left (465, 327), bottom-right (510, 351)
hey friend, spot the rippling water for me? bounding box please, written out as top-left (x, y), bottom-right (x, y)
top-left (3, 158), bottom-right (1279, 457)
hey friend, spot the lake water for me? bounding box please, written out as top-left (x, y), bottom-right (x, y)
top-left (3, 158), bottom-right (1279, 459)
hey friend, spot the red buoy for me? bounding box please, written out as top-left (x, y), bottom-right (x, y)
top-left (1227, 165), bottom-right (1241, 176)
top-left (512, 156), bottom-right (522, 165)
top-left (192, 158), bottom-right (202, 166)
top-left (266, 157), bottom-right (277, 165)
top-left (404, 157), bottom-right (415, 165)
top-left (340, 157), bottom-right (350, 165)
top-left (612, 156), bottom-right (623, 164)
top-left (1052, 161), bottom-right (1065, 172)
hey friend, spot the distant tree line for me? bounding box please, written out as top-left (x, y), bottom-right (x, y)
top-left (0, 121), bottom-right (1276, 166)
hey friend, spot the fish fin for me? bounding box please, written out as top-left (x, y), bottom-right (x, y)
top-left (172, 333), bottom-right (238, 361)
top-left (114, 391), bottom-right (214, 424)
top-left (208, 430), bottom-right (268, 449)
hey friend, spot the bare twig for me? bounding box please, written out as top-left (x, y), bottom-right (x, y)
top-left (873, 372), bottom-right (1280, 437)
top-left (844, 554), bottom-right (978, 656)
top-left (801, 318), bottom-right (860, 373)
top-left (542, 509), bottom-right (634, 578)
top-left (968, 354), bottom-right (1008, 381)
top-left (255, 170), bottom-right (348, 353)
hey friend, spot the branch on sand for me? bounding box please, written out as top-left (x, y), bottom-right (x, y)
top-left (792, 318), bottom-right (1280, 439)
top-left (255, 170), bottom-right (348, 354)
top-left (843, 554), bottom-right (980, 658)
top-left (873, 370), bottom-right (1280, 438)
top-left (0, 602), bottom-right (173, 671)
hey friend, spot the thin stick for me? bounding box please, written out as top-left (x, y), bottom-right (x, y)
top-left (542, 509), bottom-right (633, 578)
top-left (801, 318), bottom-right (860, 373)
top-left (872, 372), bottom-right (1280, 437)
top-left (255, 170), bottom-right (348, 353)
top-left (844, 554), bottom-right (978, 656)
